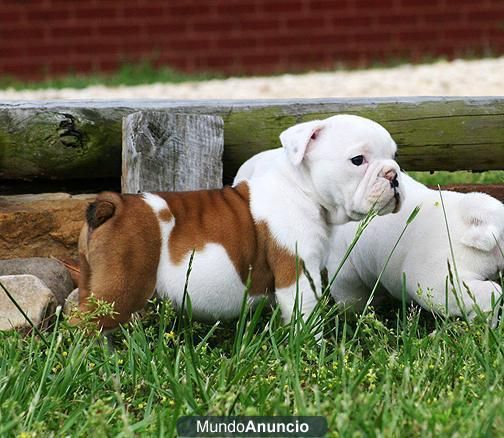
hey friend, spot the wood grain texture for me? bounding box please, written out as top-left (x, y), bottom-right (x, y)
top-left (0, 98), bottom-right (503, 182)
top-left (122, 112), bottom-right (224, 193)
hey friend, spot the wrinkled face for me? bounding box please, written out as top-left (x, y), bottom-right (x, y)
top-left (281, 114), bottom-right (403, 224)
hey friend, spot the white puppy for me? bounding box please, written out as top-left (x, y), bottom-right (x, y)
top-left (237, 115), bottom-right (402, 322)
top-left (236, 147), bottom-right (503, 324)
top-left (328, 173), bottom-right (504, 322)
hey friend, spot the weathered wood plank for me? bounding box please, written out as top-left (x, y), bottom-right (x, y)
top-left (122, 112), bottom-right (224, 193)
top-left (0, 98), bottom-right (503, 183)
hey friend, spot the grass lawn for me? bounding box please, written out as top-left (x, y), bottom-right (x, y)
top-left (410, 171), bottom-right (504, 186)
top-left (0, 62), bottom-right (220, 91)
top-left (0, 289), bottom-right (503, 436)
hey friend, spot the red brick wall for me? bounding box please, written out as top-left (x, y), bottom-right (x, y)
top-left (1, 0), bottom-right (504, 79)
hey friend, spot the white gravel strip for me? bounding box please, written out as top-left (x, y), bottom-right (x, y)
top-left (0, 57), bottom-right (503, 100)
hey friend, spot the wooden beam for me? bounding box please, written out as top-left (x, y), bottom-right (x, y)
top-left (122, 111), bottom-right (224, 193)
top-left (1, 98), bottom-right (503, 183)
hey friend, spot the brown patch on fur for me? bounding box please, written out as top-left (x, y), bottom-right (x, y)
top-left (157, 182), bottom-right (299, 295)
top-left (257, 222), bottom-right (300, 289)
top-left (75, 194), bottom-right (161, 329)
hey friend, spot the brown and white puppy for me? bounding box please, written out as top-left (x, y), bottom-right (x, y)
top-left (76, 114), bottom-right (403, 329)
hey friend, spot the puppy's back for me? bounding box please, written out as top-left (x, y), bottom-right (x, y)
top-left (458, 192), bottom-right (504, 252)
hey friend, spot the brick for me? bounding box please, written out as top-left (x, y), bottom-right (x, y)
top-left (195, 55), bottom-right (237, 70)
top-left (145, 22), bottom-right (189, 36)
top-left (0, 47), bottom-right (27, 59)
top-left (442, 28), bottom-right (486, 40)
top-left (398, 0), bottom-right (442, 7)
top-left (261, 0), bottom-right (305, 13)
top-left (259, 34), bottom-right (317, 48)
top-left (467, 10), bottom-right (504, 22)
top-left (376, 14), bottom-right (420, 26)
top-left (0, 27), bottom-right (46, 41)
top-left (165, 37), bottom-right (213, 52)
top-left (284, 16), bottom-right (327, 29)
top-left (97, 24), bottom-right (143, 37)
top-left (420, 12), bottom-right (465, 24)
top-left (308, 0), bottom-right (352, 11)
top-left (26, 9), bottom-right (72, 22)
top-left (215, 1), bottom-right (258, 16)
top-left (239, 18), bottom-right (282, 31)
top-left (352, 31), bottom-right (397, 44)
top-left (0, 10), bottom-right (24, 22)
top-left (332, 15), bottom-right (377, 27)
top-left (167, 4), bottom-right (212, 16)
top-left (396, 29), bottom-right (444, 42)
top-left (242, 53), bottom-right (283, 64)
top-left (48, 24), bottom-right (97, 39)
top-left (352, 0), bottom-right (397, 10)
top-left (121, 6), bottom-right (166, 18)
top-left (214, 37), bottom-right (259, 50)
top-left (190, 18), bottom-right (238, 33)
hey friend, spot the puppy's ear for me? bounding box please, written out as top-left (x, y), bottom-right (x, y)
top-left (279, 120), bottom-right (323, 166)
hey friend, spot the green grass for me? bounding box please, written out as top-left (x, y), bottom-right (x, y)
top-left (0, 290), bottom-right (502, 436)
top-left (409, 171), bottom-right (504, 185)
top-left (0, 199), bottom-right (502, 437)
top-left (0, 61), bottom-right (221, 91)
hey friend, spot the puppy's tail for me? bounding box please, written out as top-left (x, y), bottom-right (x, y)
top-left (458, 192), bottom-right (504, 252)
top-left (86, 192), bottom-right (123, 231)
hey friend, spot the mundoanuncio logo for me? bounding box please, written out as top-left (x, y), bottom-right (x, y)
top-left (176, 416), bottom-right (328, 437)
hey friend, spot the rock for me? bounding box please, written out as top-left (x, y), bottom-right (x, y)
top-left (64, 288), bottom-right (79, 315)
top-left (0, 257), bottom-right (74, 306)
top-left (0, 274), bottom-right (57, 331)
top-left (0, 193), bottom-right (95, 260)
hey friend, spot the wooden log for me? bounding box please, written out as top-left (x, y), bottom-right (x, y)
top-left (122, 112), bottom-right (224, 193)
top-left (0, 98), bottom-right (503, 184)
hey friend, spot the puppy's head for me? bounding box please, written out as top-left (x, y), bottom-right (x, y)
top-left (280, 114), bottom-right (403, 224)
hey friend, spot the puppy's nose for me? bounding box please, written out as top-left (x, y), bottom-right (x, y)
top-left (383, 169), bottom-right (397, 182)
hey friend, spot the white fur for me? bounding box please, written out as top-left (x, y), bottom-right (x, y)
top-left (328, 173), bottom-right (504, 324)
top-left (142, 192), bottom-right (168, 214)
top-left (142, 194), bottom-right (247, 320)
top-left (236, 114), bottom-right (403, 322)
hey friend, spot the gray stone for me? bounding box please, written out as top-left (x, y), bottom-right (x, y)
top-left (0, 274), bottom-right (56, 331)
top-left (64, 288), bottom-right (79, 315)
top-left (0, 257), bottom-right (74, 305)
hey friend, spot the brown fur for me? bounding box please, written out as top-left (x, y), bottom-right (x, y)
top-left (76, 183), bottom-right (300, 329)
top-left (77, 194), bottom-right (161, 329)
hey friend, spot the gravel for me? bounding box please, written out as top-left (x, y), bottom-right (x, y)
top-left (0, 57), bottom-right (503, 100)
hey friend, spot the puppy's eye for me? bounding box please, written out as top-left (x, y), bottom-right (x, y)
top-left (350, 155), bottom-right (365, 166)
